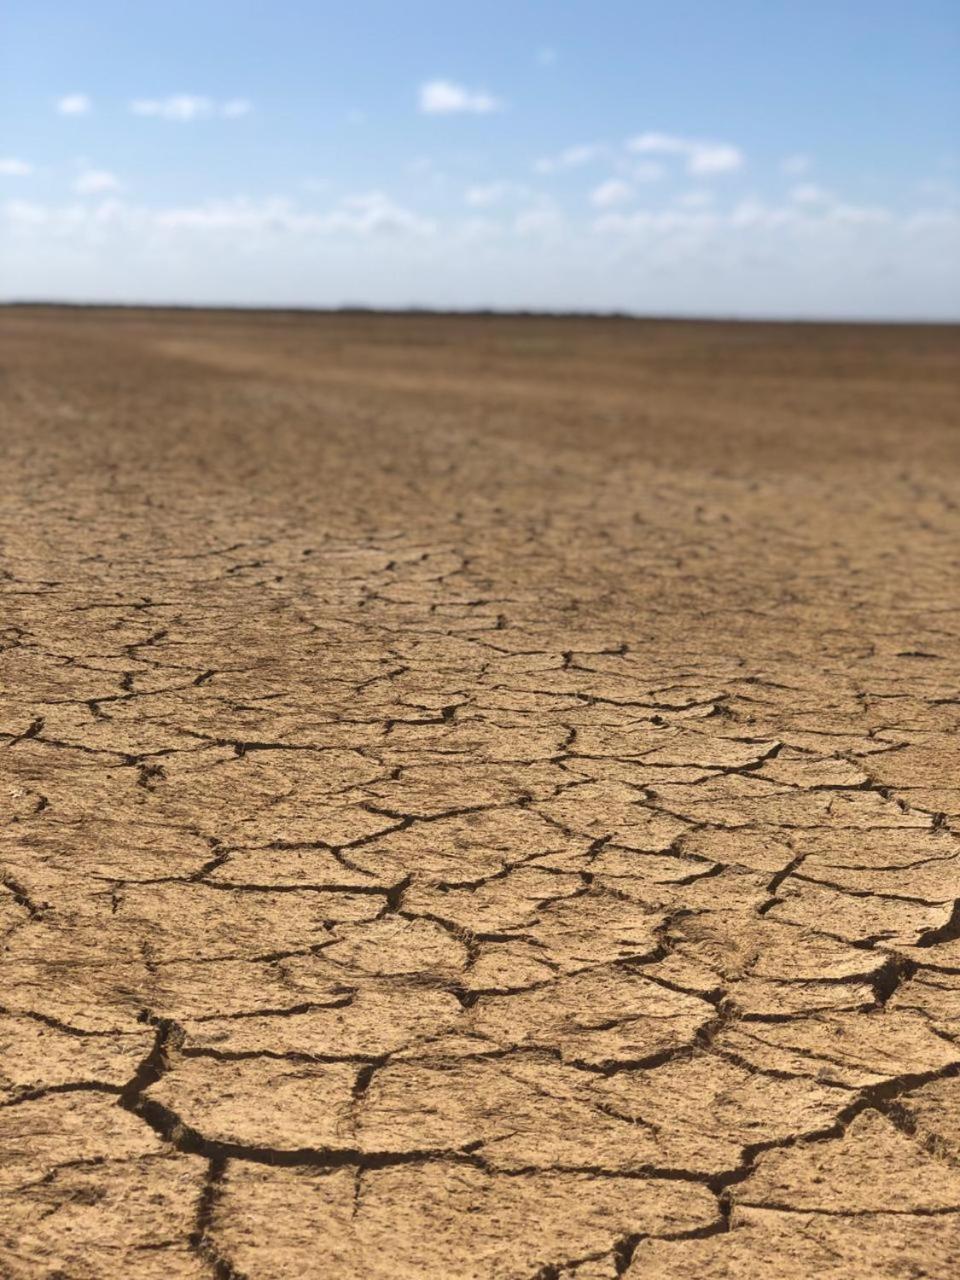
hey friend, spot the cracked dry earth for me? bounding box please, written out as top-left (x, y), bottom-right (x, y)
top-left (1, 308), bottom-right (959, 1280)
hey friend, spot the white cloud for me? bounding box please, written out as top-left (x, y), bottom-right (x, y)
top-left (687, 144), bottom-right (743, 175)
top-left (514, 206), bottom-right (563, 237)
top-left (629, 161), bottom-right (665, 183)
top-left (535, 143), bottom-right (604, 175)
top-left (590, 179), bottom-right (633, 209)
top-left (594, 198), bottom-right (898, 239)
top-left (177, 192), bottom-right (435, 238)
top-left (163, 192), bottom-right (434, 237)
top-left (457, 215), bottom-right (504, 242)
top-left (21, 190), bottom-right (896, 247)
top-left (2, 199), bottom-right (51, 227)
top-left (728, 201), bottom-right (798, 230)
top-left (678, 189), bottom-right (715, 208)
top-left (14, 192), bottom-right (434, 240)
top-left (75, 169), bottom-right (122, 195)
top-left (408, 156), bottom-right (437, 177)
top-left (221, 99), bottom-right (252, 118)
top-left (626, 132), bottom-right (691, 156)
top-left (3, 197), bottom-right (131, 233)
top-left (0, 157), bottom-right (33, 177)
top-left (57, 94), bottom-right (91, 116)
top-left (594, 208), bottom-right (719, 236)
top-left (130, 96), bottom-right (252, 121)
top-left (464, 181), bottom-right (532, 208)
top-left (905, 209), bottom-right (960, 234)
top-left (5, 191), bottom-right (957, 320)
top-left (790, 183), bottom-right (830, 205)
top-left (465, 182), bottom-right (509, 207)
top-left (131, 96), bottom-right (209, 120)
top-left (628, 132), bottom-right (744, 175)
top-left (824, 203), bottom-right (892, 227)
top-left (331, 192), bottom-right (436, 235)
top-left (781, 154), bottom-right (812, 176)
top-left (730, 200), bottom-right (889, 230)
top-left (419, 80), bottom-right (502, 115)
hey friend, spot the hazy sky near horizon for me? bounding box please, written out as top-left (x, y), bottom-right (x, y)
top-left (2, 1), bottom-right (958, 318)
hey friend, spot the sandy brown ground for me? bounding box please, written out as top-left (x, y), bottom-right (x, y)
top-left (1, 306), bottom-right (959, 1278)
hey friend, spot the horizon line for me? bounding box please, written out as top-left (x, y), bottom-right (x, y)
top-left (3, 299), bottom-right (958, 327)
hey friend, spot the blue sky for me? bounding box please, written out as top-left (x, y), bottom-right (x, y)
top-left (2, 0), bottom-right (958, 317)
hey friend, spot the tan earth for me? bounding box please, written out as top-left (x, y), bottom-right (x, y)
top-left (1, 305), bottom-right (959, 1279)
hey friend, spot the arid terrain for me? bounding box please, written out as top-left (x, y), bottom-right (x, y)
top-left (2, 306), bottom-right (960, 1278)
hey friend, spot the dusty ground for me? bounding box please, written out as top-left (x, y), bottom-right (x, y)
top-left (1, 306), bottom-right (959, 1279)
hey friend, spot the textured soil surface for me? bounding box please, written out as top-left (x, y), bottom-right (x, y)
top-left (2, 306), bottom-right (960, 1279)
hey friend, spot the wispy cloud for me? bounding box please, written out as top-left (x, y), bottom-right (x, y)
top-left (729, 199), bottom-right (891, 229)
top-left (590, 179), bottom-right (633, 209)
top-left (594, 198), bottom-right (897, 238)
top-left (419, 80), bottom-right (502, 115)
top-left (153, 192), bottom-right (435, 237)
top-left (593, 208), bottom-right (719, 236)
top-left (628, 132), bottom-right (744, 175)
top-left (75, 169), bottom-right (122, 195)
top-left (514, 206), bottom-right (563, 237)
top-left (781, 154), bottom-right (812, 176)
top-left (5, 189), bottom-right (957, 319)
top-left (130, 96), bottom-right (252, 121)
top-left (464, 181), bottom-right (532, 207)
top-left (331, 192), bottom-right (436, 235)
top-left (57, 94), bottom-right (91, 116)
top-left (790, 183), bottom-right (830, 205)
top-left (0, 157), bottom-right (33, 177)
top-left (1, 192), bottom-right (432, 240)
top-left (677, 190), bottom-right (716, 208)
top-left (2, 160), bottom-right (910, 255)
top-left (535, 144), bottom-right (605, 175)
top-left (221, 99), bottom-right (253, 118)
top-left (536, 47), bottom-right (558, 66)
top-left (905, 209), bottom-right (960, 234)
top-left (465, 183), bottom-right (507, 208)
top-left (686, 144), bottom-right (743, 176)
top-left (538, 136), bottom-right (739, 179)
top-left (628, 161), bottom-right (665, 183)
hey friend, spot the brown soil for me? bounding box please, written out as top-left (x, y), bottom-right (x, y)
top-left (1, 306), bottom-right (959, 1278)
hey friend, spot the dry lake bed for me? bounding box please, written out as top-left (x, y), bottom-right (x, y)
top-left (2, 306), bottom-right (960, 1278)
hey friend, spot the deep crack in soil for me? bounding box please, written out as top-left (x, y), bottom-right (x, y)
top-left (1, 306), bottom-right (959, 1278)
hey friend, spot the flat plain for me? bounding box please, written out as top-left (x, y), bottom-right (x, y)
top-left (1, 306), bottom-right (959, 1278)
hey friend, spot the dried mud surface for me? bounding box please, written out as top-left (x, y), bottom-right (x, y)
top-left (1, 306), bottom-right (960, 1278)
